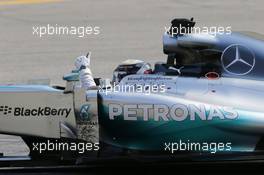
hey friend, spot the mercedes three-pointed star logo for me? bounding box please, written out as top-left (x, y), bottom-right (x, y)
top-left (221, 44), bottom-right (255, 75)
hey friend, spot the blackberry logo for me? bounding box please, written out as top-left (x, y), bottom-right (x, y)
top-left (0, 106), bottom-right (71, 118)
top-left (0, 106), bottom-right (12, 115)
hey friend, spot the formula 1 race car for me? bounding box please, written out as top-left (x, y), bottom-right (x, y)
top-left (1, 18), bottom-right (264, 163)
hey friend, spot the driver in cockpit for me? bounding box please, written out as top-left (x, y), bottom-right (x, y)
top-left (74, 52), bottom-right (152, 88)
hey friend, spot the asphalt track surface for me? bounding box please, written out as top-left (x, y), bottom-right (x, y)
top-left (0, 0), bottom-right (264, 173)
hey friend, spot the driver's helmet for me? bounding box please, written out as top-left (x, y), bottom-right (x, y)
top-left (112, 59), bottom-right (152, 84)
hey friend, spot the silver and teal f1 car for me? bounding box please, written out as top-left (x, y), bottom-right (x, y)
top-left (1, 18), bottom-right (264, 163)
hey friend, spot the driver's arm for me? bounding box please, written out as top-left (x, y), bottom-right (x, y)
top-left (75, 52), bottom-right (96, 89)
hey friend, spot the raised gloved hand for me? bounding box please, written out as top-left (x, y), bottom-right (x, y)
top-left (74, 52), bottom-right (96, 88)
top-left (75, 52), bottom-right (91, 70)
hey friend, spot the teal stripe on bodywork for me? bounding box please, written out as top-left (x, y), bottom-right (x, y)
top-left (0, 85), bottom-right (61, 92)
